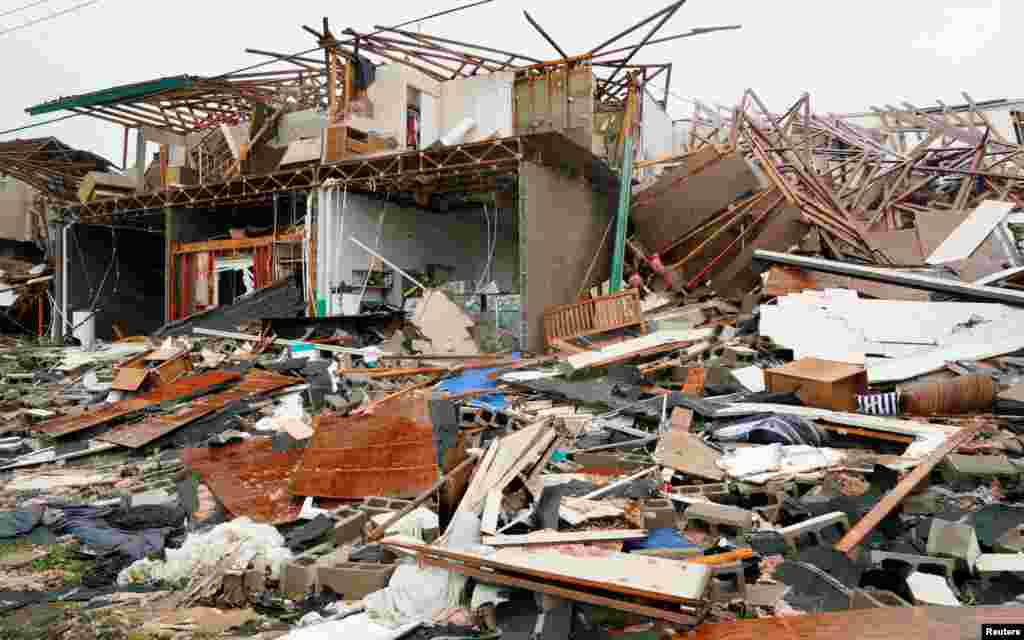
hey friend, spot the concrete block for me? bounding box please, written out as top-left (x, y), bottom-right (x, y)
top-left (642, 498), bottom-right (677, 529)
top-left (281, 558), bottom-right (319, 599)
top-left (359, 496), bottom-right (415, 517)
top-left (926, 518), bottom-right (981, 569)
top-left (707, 561), bottom-right (747, 603)
top-left (745, 583), bottom-right (788, 607)
top-left (869, 551), bottom-right (956, 579)
top-left (975, 554), bottom-right (1024, 574)
top-left (684, 502), bottom-right (754, 535)
top-left (317, 562), bottom-right (396, 599)
top-left (333, 507), bottom-right (369, 545)
top-left (942, 455), bottom-right (1020, 481)
top-left (906, 571), bottom-right (961, 607)
top-left (995, 525), bottom-right (1024, 554)
top-left (778, 511), bottom-right (850, 552)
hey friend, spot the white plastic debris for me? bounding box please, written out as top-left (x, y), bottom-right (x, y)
top-left (254, 393), bottom-right (313, 439)
top-left (717, 444), bottom-right (844, 481)
top-left (281, 614), bottom-right (420, 640)
top-left (117, 517), bottom-right (292, 586)
top-left (369, 507), bottom-right (439, 541)
top-left (298, 497), bottom-right (330, 521)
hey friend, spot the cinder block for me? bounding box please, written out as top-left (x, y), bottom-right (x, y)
top-left (642, 498), bottom-right (677, 529)
top-left (975, 554), bottom-right (1024, 574)
top-left (707, 561), bottom-right (747, 603)
top-left (942, 455), bottom-right (1020, 482)
top-left (996, 525), bottom-right (1024, 554)
top-left (869, 551), bottom-right (956, 579)
top-left (684, 502), bottom-right (754, 535)
top-left (925, 518), bottom-right (981, 569)
top-left (359, 496), bottom-right (415, 517)
top-left (317, 561), bottom-right (396, 599)
top-left (333, 507), bottom-right (369, 545)
top-left (778, 511), bottom-right (850, 552)
top-left (281, 558), bottom-right (319, 599)
top-left (674, 483), bottom-right (730, 497)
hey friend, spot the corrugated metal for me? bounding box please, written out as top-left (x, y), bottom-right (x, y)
top-left (290, 396), bottom-right (438, 499)
top-left (182, 438), bottom-right (347, 525)
top-left (34, 370), bottom-right (243, 437)
top-left (98, 370), bottom-right (301, 448)
top-left (27, 76), bottom-right (196, 116)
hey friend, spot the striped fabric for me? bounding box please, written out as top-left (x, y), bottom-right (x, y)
top-left (857, 392), bottom-right (901, 416)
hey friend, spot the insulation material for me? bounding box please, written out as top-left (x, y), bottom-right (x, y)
top-left (253, 393), bottom-right (312, 439)
top-left (717, 444), bottom-right (844, 482)
top-left (118, 516), bottom-right (292, 585)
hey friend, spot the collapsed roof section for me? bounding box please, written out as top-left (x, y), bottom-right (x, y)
top-left (0, 136), bottom-right (115, 201)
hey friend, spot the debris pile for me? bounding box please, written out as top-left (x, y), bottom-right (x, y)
top-left (5, 3), bottom-right (1024, 639)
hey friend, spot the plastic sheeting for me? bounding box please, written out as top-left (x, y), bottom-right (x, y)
top-left (117, 516), bottom-right (292, 586)
top-left (711, 414), bottom-right (826, 446)
top-left (281, 613), bottom-right (420, 640)
top-left (370, 508), bottom-right (439, 541)
top-left (364, 512), bottom-right (480, 628)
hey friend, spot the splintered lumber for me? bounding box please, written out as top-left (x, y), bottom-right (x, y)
top-left (482, 530), bottom-right (648, 547)
top-left (384, 537), bottom-right (711, 609)
top-left (566, 329), bottom-right (717, 371)
top-left (366, 452), bottom-right (480, 542)
top-left (834, 423), bottom-right (982, 556)
top-left (685, 548), bottom-right (754, 565)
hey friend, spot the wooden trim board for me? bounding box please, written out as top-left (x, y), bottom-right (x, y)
top-left (482, 529), bottom-right (648, 546)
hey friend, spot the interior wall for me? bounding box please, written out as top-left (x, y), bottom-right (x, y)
top-left (440, 71), bottom-right (515, 143)
top-left (66, 224), bottom-right (165, 340)
top-left (639, 91), bottom-right (674, 176)
top-left (0, 177), bottom-right (35, 242)
top-left (519, 161), bottom-right (613, 352)
top-left (317, 191), bottom-right (519, 314)
top-left (348, 64), bottom-right (441, 150)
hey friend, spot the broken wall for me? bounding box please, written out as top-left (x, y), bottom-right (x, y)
top-left (348, 64), bottom-right (442, 150)
top-left (316, 191), bottom-right (519, 315)
top-left (639, 91), bottom-right (674, 175)
top-left (440, 71), bottom-right (515, 143)
top-left (66, 224), bottom-right (165, 340)
top-left (513, 67), bottom-right (594, 150)
top-left (519, 160), bottom-right (613, 352)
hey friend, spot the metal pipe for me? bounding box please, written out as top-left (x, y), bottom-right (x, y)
top-left (752, 250), bottom-right (1024, 306)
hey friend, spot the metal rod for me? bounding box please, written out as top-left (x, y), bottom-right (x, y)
top-left (592, 25), bottom-right (741, 59)
top-left (372, 25), bottom-right (541, 63)
top-left (349, 236), bottom-right (428, 292)
top-left (587, 0), bottom-right (684, 55)
top-left (752, 250), bottom-right (1024, 306)
top-left (522, 10), bottom-right (569, 60)
top-left (598, 0), bottom-right (685, 101)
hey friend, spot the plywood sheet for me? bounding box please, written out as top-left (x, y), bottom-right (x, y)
top-left (654, 430), bottom-right (724, 480)
top-left (925, 200), bottom-right (1014, 265)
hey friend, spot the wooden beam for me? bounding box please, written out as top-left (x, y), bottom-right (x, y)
top-left (833, 423), bottom-right (982, 557)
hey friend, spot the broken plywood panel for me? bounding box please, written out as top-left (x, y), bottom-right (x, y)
top-left (925, 200), bottom-right (1014, 265)
top-left (654, 430), bottom-right (724, 480)
top-left (411, 289), bottom-right (479, 356)
top-left (566, 329), bottom-right (716, 371)
top-left (916, 209), bottom-right (1014, 282)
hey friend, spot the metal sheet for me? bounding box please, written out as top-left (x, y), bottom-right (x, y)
top-left (34, 370), bottom-right (243, 437)
top-left (98, 370), bottom-right (301, 448)
top-left (290, 396), bottom-right (439, 499)
top-left (182, 437), bottom-right (345, 525)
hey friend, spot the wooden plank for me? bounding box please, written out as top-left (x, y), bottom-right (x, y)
top-left (833, 423), bottom-right (982, 557)
top-left (566, 329), bottom-right (716, 371)
top-left (173, 233), bottom-right (303, 255)
top-left (482, 529), bottom-right (649, 547)
top-left (386, 538), bottom-right (711, 604)
top-left (654, 429), bottom-right (724, 480)
top-left (416, 555), bottom-right (700, 626)
top-left (688, 604), bottom-right (1023, 640)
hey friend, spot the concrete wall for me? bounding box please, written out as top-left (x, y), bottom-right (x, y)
top-left (66, 224), bottom-right (165, 340)
top-left (519, 161), bottom-right (613, 352)
top-left (0, 177), bottom-right (35, 242)
top-left (317, 191), bottom-right (518, 314)
top-left (440, 72), bottom-right (515, 143)
top-left (348, 64), bottom-right (442, 150)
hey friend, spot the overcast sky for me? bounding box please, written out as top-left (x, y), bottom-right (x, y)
top-left (0, 0), bottom-right (1016, 165)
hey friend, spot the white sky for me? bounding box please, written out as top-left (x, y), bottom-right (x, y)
top-left (0, 0), bottom-right (1017, 165)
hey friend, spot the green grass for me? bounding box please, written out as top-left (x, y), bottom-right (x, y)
top-left (28, 543), bottom-right (94, 586)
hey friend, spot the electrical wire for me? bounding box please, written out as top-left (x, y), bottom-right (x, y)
top-left (0, 0), bottom-right (56, 20)
top-left (0, 0), bottom-right (100, 37)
